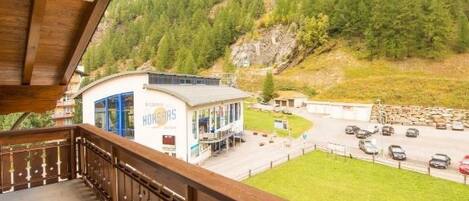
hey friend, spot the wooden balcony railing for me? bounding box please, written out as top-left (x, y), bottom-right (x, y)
top-left (0, 124), bottom-right (284, 201)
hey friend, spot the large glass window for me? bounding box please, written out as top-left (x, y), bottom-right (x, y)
top-left (198, 109), bottom-right (209, 134)
top-left (192, 111), bottom-right (197, 140)
top-left (94, 101), bottom-right (105, 129)
top-left (225, 105), bottom-right (229, 125)
top-left (107, 96), bottom-right (118, 133)
top-left (210, 108), bottom-right (215, 132)
top-left (215, 107), bottom-right (221, 129)
top-left (122, 93), bottom-right (134, 139)
top-left (94, 92), bottom-right (134, 139)
top-left (230, 104), bottom-right (234, 123)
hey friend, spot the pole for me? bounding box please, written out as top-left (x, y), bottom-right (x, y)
top-left (398, 161), bottom-right (401, 169)
top-left (270, 161), bottom-right (273, 169)
top-left (464, 175), bottom-right (467, 185)
top-left (248, 169), bottom-right (252, 178)
top-left (372, 154), bottom-right (375, 163)
top-left (427, 166), bottom-right (431, 175)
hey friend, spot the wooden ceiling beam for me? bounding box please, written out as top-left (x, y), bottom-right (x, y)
top-left (0, 85), bottom-right (66, 115)
top-left (22, 0), bottom-right (47, 85)
top-left (60, 0), bottom-right (110, 85)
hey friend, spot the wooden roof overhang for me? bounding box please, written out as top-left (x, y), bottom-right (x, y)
top-left (0, 0), bottom-right (110, 114)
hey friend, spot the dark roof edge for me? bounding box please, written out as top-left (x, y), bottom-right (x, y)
top-left (72, 70), bottom-right (220, 99)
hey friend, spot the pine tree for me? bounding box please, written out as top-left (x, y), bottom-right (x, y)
top-left (456, 14), bottom-right (469, 53)
top-left (154, 34), bottom-right (171, 69)
top-left (182, 52), bottom-right (197, 75)
top-left (262, 71), bottom-right (275, 103)
top-left (297, 14), bottom-right (330, 49)
top-left (421, 0), bottom-right (452, 58)
top-left (223, 47), bottom-right (235, 73)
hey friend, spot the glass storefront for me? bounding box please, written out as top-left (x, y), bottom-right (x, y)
top-left (94, 92), bottom-right (134, 139)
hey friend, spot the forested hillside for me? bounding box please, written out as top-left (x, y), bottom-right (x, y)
top-left (78, 0), bottom-right (469, 109)
top-left (83, 0), bottom-right (469, 78)
top-left (266, 0), bottom-right (469, 59)
top-left (82, 0), bottom-right (264, 76)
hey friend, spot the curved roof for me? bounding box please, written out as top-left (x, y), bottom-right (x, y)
top-left (73, 70), bottom-right (221, 99)
top-left (144, 84), bottom-right (250, 107)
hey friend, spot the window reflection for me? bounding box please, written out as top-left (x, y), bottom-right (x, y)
top-left (94, 92), bottom-right (134, 139)
top-left (95, 101), bottom-right (105, 128)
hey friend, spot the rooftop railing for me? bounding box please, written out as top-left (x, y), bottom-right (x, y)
top-left (0, 124), bottom-right (283, 201)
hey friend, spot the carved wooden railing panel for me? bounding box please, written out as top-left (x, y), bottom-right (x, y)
top-left (0, 125), bottom-right (284, 201)
top-left (0, 127), bottom-right (74, 193)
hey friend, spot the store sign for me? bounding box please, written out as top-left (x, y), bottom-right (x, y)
top-left (142, 103), bottom-right (177, 128)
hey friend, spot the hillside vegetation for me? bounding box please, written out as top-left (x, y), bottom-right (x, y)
top-left (82, 0), bottom-right (264, 77)
top-left (80, 0), bottom-right (469, 109)
top-left (238, 42), bottom-right (469, 108)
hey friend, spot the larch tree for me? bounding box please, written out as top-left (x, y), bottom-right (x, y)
top-left (262, 71), bottom-right (275, 103)
top-left (154, 34), bottom-right (171, 70)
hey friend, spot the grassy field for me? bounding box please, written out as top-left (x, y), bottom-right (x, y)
top-left (245, 151), bottom-right (469, 201)
top-left (244, 102), bottom-right (312, 138)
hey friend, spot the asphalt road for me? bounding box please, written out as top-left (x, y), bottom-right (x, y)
top-left (294, 109), bottom-right (469, 183)
top-left (202, 108), bottom-right (469, 183)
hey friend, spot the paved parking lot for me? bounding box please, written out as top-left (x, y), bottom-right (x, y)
top-left (202, 108), bottom-right (469, 183)
top-left (296, 109), bottom-right (469, 165)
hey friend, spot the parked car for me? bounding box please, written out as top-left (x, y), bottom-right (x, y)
top-left (452, 121), bottom-right (465, 131)
top-left (459, 155), bottom-right (469, 175)
top-left (429, 154), bottom-right (451, 169)
top-left (359, 139), bottom-right (379, 155)
top-left (356, 129), bottom-right (372, 139)
top-left (388, 145), bottom-right (406, 160)
top-left (381, 125), bottom-right (394, 136)
top-left (436, 121), bottom-right (447, 130)
top-left (364, 124), bottom-right (380, 134)
top-left (345, 125), bottom-right (360, 135)
top-left (405, 128), bottom-right (419, 137)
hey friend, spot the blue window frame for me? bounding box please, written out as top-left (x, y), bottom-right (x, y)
top-left (94, 92), bottom-right (134, 139)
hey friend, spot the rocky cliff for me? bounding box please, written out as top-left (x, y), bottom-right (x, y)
top-left (230, 25), bottom-right (297, 71)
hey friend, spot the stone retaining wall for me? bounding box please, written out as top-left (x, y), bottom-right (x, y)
top-left (371, 104), bottom-right (469, 127)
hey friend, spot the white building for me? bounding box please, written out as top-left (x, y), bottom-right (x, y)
top-left (272, 91), bottom-right (308, 108)
top-left (75, 71), bottom-right (249, 164)
top-left (306, 101), bottom-right (373, 122)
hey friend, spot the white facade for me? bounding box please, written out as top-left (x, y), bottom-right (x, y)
top-left (80, 72), bottom-right (246, 164)
top-left (306, 101), bottom-right (373, 122)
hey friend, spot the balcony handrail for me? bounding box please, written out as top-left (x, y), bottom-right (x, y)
top-left (0, 125), bottom-right (284, 201)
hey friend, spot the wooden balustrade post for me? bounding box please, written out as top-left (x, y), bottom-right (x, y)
top-left (110, 146), bottom-right (118, 201)
top-left (186, 185), bottom-right (197, 201)
top-left (69, 128), bottom-right (76, 179)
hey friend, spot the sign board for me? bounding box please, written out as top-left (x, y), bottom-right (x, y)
top-left (327, 143), bottom-right (346, 155)
top-left (274, 119), bottom-right (288, 130)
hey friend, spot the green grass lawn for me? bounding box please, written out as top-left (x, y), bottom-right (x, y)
top-left (244, 105), bottom-right (312, 138)
top-left (245, 151), bottom-right (469, 201)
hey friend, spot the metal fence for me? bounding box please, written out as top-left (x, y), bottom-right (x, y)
top-left (235, 141), bottom-right (468, 185)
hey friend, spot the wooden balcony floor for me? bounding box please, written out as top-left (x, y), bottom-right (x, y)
top-left (0, 180), bottom-right (99, 201)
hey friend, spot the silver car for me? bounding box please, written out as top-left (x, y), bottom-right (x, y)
top-left (359, 139), bottom-right (379, 155)
top-left (452, 121), bottom-right (464, 131)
